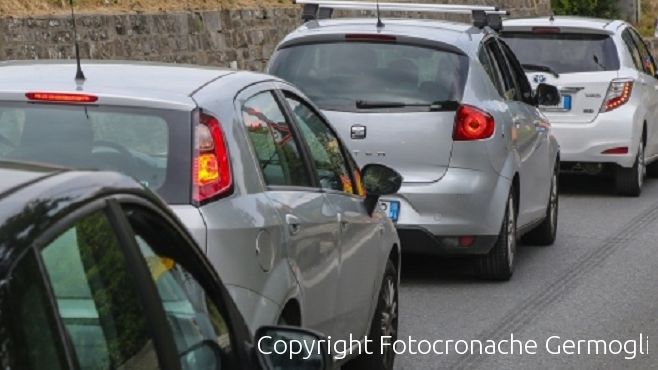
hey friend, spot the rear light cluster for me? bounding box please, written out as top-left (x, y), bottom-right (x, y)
top-left (453, 105), bottom-right (495, 141)
top-left (602, 79), bottom-right (633, 112)
top-left (193, 112), bottom-right (233, 204)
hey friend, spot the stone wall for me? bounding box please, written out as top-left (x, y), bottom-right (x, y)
top-left (0, 1), bottom-right (551, 71)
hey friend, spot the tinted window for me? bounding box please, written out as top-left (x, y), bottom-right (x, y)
top-left (622, 29), bottom-right (643, 70)
top-left (40, 211), bottom-right (159, 370)
top-left (285, 94), bottom-right (354, 193)
top-left (125, 206), bottom-right (238, 370)
top-left (485, 40), bottom-right (519, 100)
top-left (1, 251), bottom-right (67, 370)
top-left (502, 32), bottom-right (620, 73)
top-left (478, 45), bottom-right (505, 97)
top-left (499, 40), bottom-right (534, 103)
top-left (242, 91), bottom-right (311, 187)
top-left (629, 29), bottom-right (657, 76)
top-left (0, 104), bottom-right (191, 204)
top-left (270, 42), bottom-right (469, 111)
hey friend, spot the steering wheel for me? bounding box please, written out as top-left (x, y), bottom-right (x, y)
top-left (92, 140), bottom-right (139, 176)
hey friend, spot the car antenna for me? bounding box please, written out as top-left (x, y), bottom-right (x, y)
top-left (69, 0), bottom-right (85, 81)
top-left (376, 0), bottom-right (384, 28)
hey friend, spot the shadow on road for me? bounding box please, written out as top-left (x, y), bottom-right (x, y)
top-left (559, 173), bottom-right (617, 196)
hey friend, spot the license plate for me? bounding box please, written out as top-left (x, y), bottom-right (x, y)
top-left (561, 95), bottom-right (572, 110)
top-left (379, 200), bottom-right (400, 222)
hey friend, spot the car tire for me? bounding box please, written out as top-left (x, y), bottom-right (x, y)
top-left (343, 260), bottom-right (398, 370)
top-left (522, 167), bottom-right (558, 246)
top-left (615, 141), bottom-right (645, 197)
top-left (477, 192), bottom-right (516, 281)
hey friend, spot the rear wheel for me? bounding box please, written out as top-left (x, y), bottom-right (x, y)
top-left (344, 260), bottom-right (398, 370)
top-left (477, 192), bottom-right (516, 281)
top-left (523, 167), bottom-right (558, 246)
top-left (615, 141), bottom-right (645, 197)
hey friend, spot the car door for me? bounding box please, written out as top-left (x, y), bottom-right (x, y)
top-left (628, 28), bottom-right (658, 160)
top-left (237, 85), bottom-right (341, 337)
top-left (485, 38), bottom-right (542, 226)
top-left (500, 39), bottom-right (553, 222)
top-left (279, 87), bottom-right (382, 342)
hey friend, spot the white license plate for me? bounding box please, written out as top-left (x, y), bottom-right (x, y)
top-left (379, 200), bottom-right (400, 222)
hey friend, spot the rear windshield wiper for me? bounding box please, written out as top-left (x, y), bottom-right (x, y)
top-left (522, 64), bottom-right (560, 78)
top-left (356, 100), bottom-right (459, 111)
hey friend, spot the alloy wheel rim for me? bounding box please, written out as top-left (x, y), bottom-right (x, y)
top-left (380, 277), bottom-right (398, 367)
top-left (506, 196), bottom-right (516, 268)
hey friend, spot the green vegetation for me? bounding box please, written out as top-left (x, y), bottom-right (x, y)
top-left (551, 0), bottom-right (620, 19)
top-left (637, 1), bottom-right (658, 37)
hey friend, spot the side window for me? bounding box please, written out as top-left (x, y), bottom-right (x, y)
top-left (629, 29), bottom-right (657, 76)
top-left (40, 211), bottom-right (158, 370)
top-left (622, 29), bottom-right (643, 71)
top-left (285, 93), bottom-right (355, 194)
top-left (124, 206), bottom-right (237, 370)
top-left (478, 44), bottom-right (505, 97)
top-left (241, 91), bottom-right (311, 187)
top-left (499, 40), bottom-right (534, 104)
top-left (486, 40), bottom-right (519, 101)
top-left (2, 251), bottom-right (67, 370)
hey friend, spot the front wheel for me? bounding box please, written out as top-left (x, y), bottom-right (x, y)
top-left (523, 167), bottom-right (559, 246)
top-left (615, 141), bottom-right (645, 197)
top-left (477, 192), bottom-right (517, 281)
top-left (344, 260), bottom-right (398, 370)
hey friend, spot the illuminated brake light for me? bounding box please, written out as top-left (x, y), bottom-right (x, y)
top-left (453, 105), bottom-right (495, 141)
top-left (602, 79), bottom-right (633, 112)
top-left (26, 92), bottom-right (98, 103)
top-left (193, 112), bottom-right (233, 204)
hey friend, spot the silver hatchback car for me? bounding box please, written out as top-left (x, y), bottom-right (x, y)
top-left (0, 61), bottom-right (401, 368)
top-left (269, 1), bottom-right (561, 280)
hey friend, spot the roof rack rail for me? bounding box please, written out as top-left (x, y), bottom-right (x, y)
top-left (294, 0), bottom-right (509, 28)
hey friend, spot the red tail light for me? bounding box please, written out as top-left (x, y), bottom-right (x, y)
top-left (193, 112), bottom-right (232, 204)
top-left (602, 147), bottom-right (629, 155)
top-left (26, 92), bottom-right (98, 103)
top-left (453, 105), bottom-right (495, 141)
top-left (602, 79), bottom-right (633, 112)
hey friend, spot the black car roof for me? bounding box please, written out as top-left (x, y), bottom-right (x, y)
top-left (0, 162), bottom-right (153, 277)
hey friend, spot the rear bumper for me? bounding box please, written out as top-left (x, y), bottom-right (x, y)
top-left (551, 106), bottom-right (641, 168)
top-left (380, 167), bottom-right (511, 255)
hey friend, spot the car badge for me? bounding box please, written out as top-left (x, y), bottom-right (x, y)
top-left (533, 74), bottom-right (547, 84)
top-left (351, 125), bottom-right (367, 140)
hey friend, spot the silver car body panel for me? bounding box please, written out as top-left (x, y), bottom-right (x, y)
top-left (270, 18), bottom-right (560, 254)
top-left (0, 61), bottom-right (401, 354)
top-left (503, 17), bottom-right (658, 168)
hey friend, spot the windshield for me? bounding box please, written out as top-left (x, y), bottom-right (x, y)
top-left (269, 41), bottom-right (469, 112)
top-left (0, 103), bottom-right (191, 204)
top-left (501, 32), bottom-right (620, 74)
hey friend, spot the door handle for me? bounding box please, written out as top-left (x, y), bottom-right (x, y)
top-left (337, 213), bottom-right (349, 232)
top-left (285, 214), bottom-right (301, 236)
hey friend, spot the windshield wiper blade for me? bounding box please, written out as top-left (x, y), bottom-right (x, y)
top-left (356, 100), bottom-right (459, 111)
top-left (522, 64), bottom-right (560, 78)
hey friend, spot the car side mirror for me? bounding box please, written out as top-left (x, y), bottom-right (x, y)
top-left (255, 326), bottom-right (332, 370)
top-left (180, 340), bottom-right (222, 370)
top-left (361, 164), bottom-right (403, 216)
top-left (535, 83), bottom-right (560, 106)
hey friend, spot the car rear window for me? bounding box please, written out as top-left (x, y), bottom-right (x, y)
top-left (269, 41), bottom-right (468, 112)
top-left (0, 103), bottom-right (192, 204)
top-left (501, 32), bottom-right (620, 74)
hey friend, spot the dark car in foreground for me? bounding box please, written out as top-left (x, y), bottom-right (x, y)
top-left (0, 162), bottom-right (330, 370)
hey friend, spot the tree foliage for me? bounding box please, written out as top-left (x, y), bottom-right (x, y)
top-left (552, 0), bottom-right (620, 19)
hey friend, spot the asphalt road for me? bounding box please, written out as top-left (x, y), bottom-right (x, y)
top-left (395, 174), bottom-right (658, 370)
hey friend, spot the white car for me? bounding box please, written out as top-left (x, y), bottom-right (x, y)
top-left (502, 16), bottom-right (658, 196)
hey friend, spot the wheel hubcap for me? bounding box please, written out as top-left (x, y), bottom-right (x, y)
top-left (380, 277), bottom-right (397, 366)
top-left (506, 197), bottom-right (516, 268)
